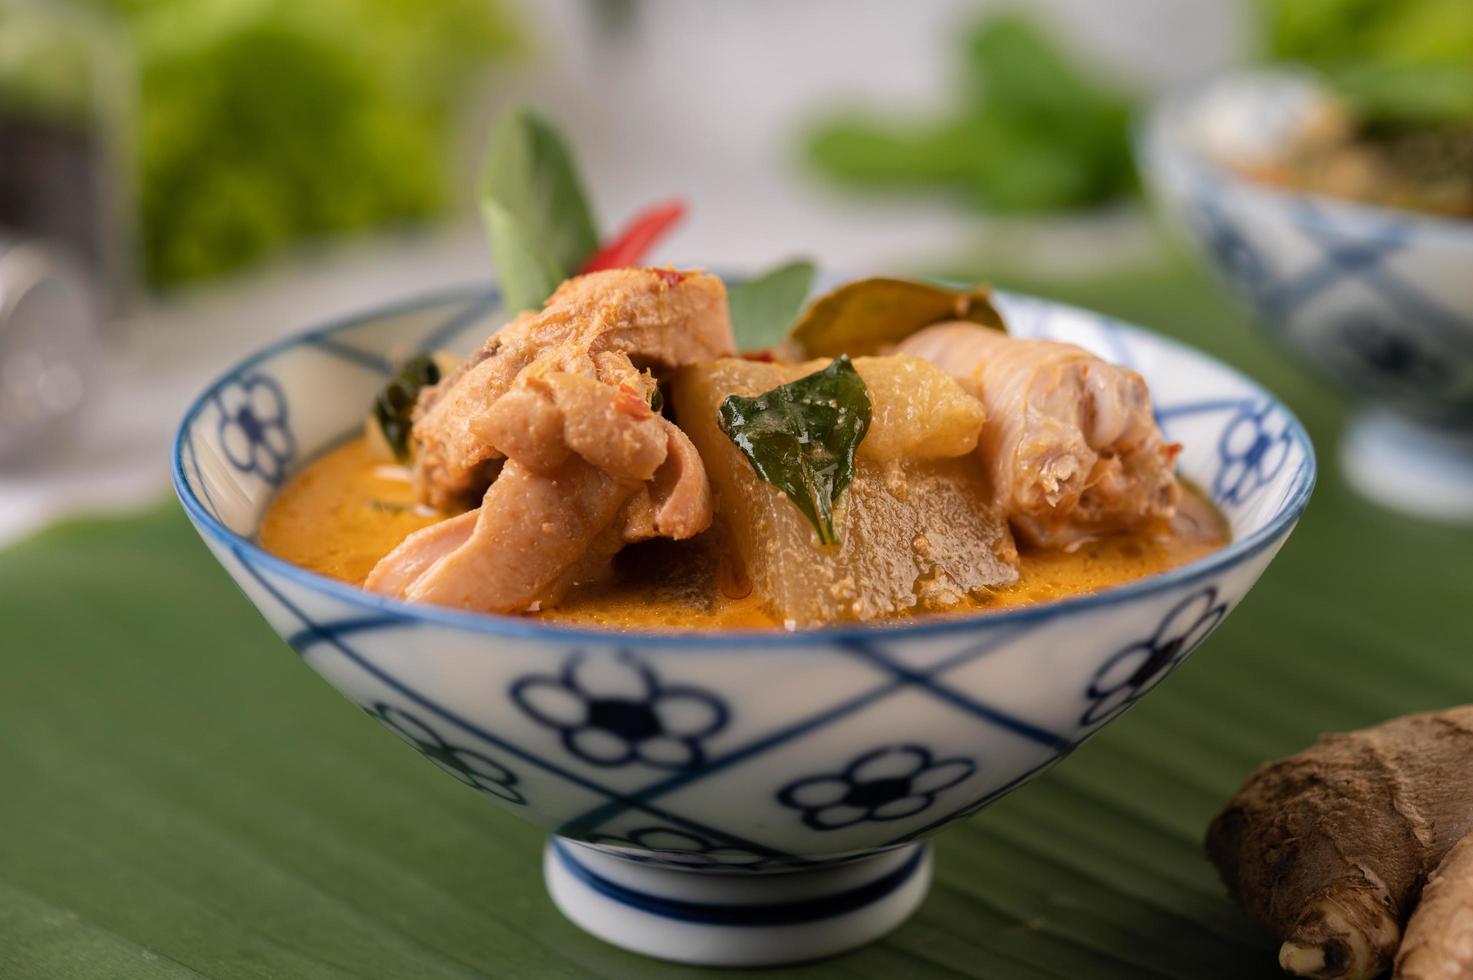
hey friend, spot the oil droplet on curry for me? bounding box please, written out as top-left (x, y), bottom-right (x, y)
top-left (260, 437), bottom-right (1228, 631)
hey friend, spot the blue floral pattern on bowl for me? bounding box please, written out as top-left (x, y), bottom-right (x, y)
top-left (1340, 316), bottom-right (1452, 392)
top-left (1141, 69), bottom-right (1473, 411)
top-left (1214, 402), bottom-right (1294, 506)
top-left (1191, 193), bottom-right (1274, 316)
top-left (512, 650), bottom-right (728, 770)
top-left (1140, 67), bottom-right (1473, 518)
top-left (215, 374), bottom-right (294, 485)
top-left (171, 283), bottom-right (1314, 888)
top-left (779, 746), bottom-right (975, 830)
top-left (1081, 587), bottom-right (1228, 727)
top-left (586, 826), bottom-right (773, 870)
top-left (367, 702), bottom-right (526, 805)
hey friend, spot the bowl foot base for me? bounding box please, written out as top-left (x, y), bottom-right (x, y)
top-left (1342, 410), bottom-right (1473, 522)
top-left (543, 838), bottom-right (931, 966)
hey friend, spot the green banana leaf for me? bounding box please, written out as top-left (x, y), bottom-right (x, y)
top-left (4, 261), bottom-right (1472, 979)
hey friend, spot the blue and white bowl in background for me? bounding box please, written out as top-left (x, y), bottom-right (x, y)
top-left (172, 285), bottom-right (1313, 966)
top-left (1141, 68), bottom-right (1473, 521)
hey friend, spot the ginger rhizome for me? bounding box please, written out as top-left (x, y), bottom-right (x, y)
top-left (1394, 832), bottom-right (1473, 980)
top-left (1207, 707), bottom-right (1473, 980)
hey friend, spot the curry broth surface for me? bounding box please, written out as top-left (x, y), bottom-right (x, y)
top-left (258, 439), bottom-right (442, 586)
top-left (260, 437), bottom-right (1228, 630)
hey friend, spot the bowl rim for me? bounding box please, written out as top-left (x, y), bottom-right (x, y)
top-left (171, 283), bottom-right (1316, 649)
top-left (1138, 65), bottom-right (1473, 244)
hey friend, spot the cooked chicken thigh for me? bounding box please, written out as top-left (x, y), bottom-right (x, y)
top-left (898, 322), bottom-right (1180, 549)
top-left (366, 268), bottom-right (732, 614)
top-left (412, 267), bottom-right (733, 510)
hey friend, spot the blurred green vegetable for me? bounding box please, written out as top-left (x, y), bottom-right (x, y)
top-left (1262, 0), bottom-right (1473, 124)
top-left (78, 0), bottom-right (519, 287)
top-left (803, 15), bottom-right (1136, 213)
top-left (0, 2), bottom-right (106, 124)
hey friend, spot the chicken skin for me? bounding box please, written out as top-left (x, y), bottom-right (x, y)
top-left (412, 267), bottom-right (733, 510)
top-left (898, 321), bottom-right (1180, 549)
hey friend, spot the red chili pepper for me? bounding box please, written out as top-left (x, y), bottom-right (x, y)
top-left (614, 382), bottom-right (653, 418)
top-left (579, 199), bottom-right (688, 273)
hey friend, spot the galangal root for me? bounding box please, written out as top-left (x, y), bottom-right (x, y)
top-left (1207, 707), bottom-right (1473, 980)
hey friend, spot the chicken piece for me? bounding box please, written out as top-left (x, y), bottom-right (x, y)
top-left (366, 268), bottom-right (728, 614)
top-left (897, 322), bottom-right (1180, 550)
top-left (671, 355), bottom-right (1017, 627)
top-left (369, 407), bottom-right (713, 614)
top-left (413, 268), bottom-right (733, 510)
top-left (370, 460), bottom-right (631, 613)
top-left (362, 509), bottom-right (478, 597)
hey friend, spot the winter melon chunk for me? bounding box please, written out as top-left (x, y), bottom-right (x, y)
top-left (671, 355), bottom-right (1018, 627)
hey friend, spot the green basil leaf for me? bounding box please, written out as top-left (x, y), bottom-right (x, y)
top-left (480, 107), bottom-right (600, 311)
top-left (480, 199), bottom-right (566, 315)
top-left (718, 356), bottom-right (872, 546)
top-left (726, 259), bottom-right (817, 350)
top-left (372, 353), bottom-right (442, 463)
top-left (790, 277), bottom-right (1006, 358)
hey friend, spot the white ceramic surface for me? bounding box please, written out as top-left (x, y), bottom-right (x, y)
top-left (172, 285), bottom-right (1313, 965)
top-left (545, 839), bottom-right (933, 967)
top-left (1140, 68), bottom-right (1473, 520)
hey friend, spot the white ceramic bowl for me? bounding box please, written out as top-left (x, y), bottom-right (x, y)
top-left (1140, 68), bottom-right (1473, 520)
top-left (172, 285), bottom-right (1313, 966)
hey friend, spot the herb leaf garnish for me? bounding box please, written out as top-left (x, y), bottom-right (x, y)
top-left (726, 259), bottom-right (817, 350)
top-left (718, 356), bottom-right (872, 545)
top-left (480, 108), bottom-right (600, 312)
top-left (372, 354), bottom-right (442, 463)
top-left (790, 277), bottom-right (1005, 358)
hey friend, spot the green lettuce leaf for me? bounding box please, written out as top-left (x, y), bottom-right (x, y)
top-left (77, 0), bottom-right (520, 288)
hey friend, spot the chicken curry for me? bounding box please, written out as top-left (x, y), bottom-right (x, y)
top-left (260, 268), bottom-right (1227, 631)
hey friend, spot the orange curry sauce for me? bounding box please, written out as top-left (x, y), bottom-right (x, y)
top-left (259, 437), bottom-right (1229, 630)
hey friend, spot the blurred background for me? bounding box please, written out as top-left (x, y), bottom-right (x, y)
top-left (0, 0), bottom-right (1466, 539)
